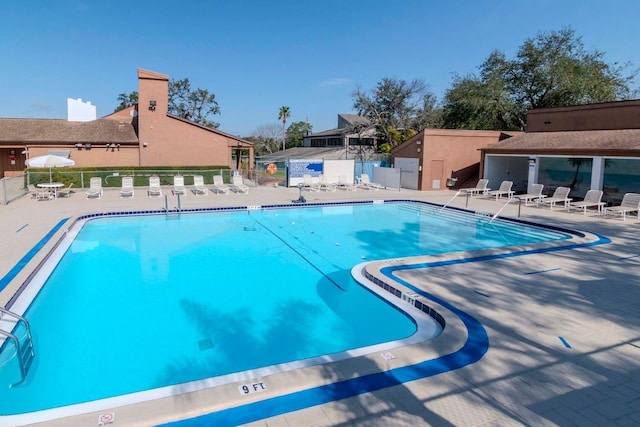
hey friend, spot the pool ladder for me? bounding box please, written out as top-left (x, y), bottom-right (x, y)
top-left (0, 307), bottom-right (35, 387)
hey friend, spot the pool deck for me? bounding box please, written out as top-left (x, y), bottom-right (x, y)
top-left (1, 185), bottom-right (639, 426)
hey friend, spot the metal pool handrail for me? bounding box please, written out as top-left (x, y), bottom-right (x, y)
top-left (490, 196), bottom-right (515, 223)
top-left (0, 307), bottom-right (35, 387)
top-left (439, 190), bottom-right (463, 211)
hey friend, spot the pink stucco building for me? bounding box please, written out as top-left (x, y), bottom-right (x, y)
top-left (0, 68), bottom-right (253, 178)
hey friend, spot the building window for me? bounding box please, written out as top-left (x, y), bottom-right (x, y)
top-left (348, 137), bottom-right (374, 146)
top-left (538, 157), bottom-right (593, 199)
top-left (327, 137), bottom-right (342, 146)
top-left (310, 138), bottom-right (327, 147)
top-left (603, 158), bottom-right (640, 205)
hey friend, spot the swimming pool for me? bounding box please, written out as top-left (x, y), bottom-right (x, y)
top-left (0, 201), bottom-right (576, 422)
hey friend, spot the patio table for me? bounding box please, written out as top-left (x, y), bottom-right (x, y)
top-left (37, 182), bottom-right (64, 199)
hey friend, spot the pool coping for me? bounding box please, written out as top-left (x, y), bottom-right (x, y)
top-left (0, 200), bottom-right (611, 426)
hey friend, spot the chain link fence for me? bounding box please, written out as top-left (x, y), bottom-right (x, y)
top-left (1, 168), bottom-right (260, 205)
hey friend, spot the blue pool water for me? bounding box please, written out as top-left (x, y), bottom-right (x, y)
top-left (0, 202), bottom-right (571, 415)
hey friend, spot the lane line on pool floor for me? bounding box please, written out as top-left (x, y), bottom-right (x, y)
top-left (524, 267), bottom-right (562, 275)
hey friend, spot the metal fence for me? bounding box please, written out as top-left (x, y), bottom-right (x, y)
top-left (1, 169), bottom-right (260, 205)
top-left (0, 175), bottom-right (28, 205)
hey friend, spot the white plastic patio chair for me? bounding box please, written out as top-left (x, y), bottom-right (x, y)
top-left (303, 174), bottom-right (320, 192)
top-left (358, 174), bottom-right (383, 190)
top-left (86, 177), bottom-right (103, 199)
top-left (212, 175), bottom-right (230, 194)
top-left (516, 183), bottom-right (545, 206)
top-left (569, 189), bottom-right (604, 215)
top-left (461, 179), bottom-right (489, 196)
top-left (541, 186), bottom-right (572, 210)
top-left (192, 175), bottom-right (208, 195)
top-left (485, 180), bottom-right (514, 200)
top-left (337, 175), bottom-right (356, 191)
top-left (230, 175), bottom-right (249, 194)
top-left (603, 193), bottom-right (640, 220)
top-left (172, 175), bottom-right (187, 196)
top-left (120, 177), bottom-right (134, 198)
top-left (148, 176), bottom-right (163, 197)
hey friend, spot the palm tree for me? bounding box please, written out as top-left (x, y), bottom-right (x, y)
top-left (278, 106), bottom-right (291, 151)
top-left (567, 158), bottom-right (586, 190)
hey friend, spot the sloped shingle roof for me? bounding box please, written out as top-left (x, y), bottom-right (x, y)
top-left (483, 129), bottom-right (640, 154)
top-left (0, 118), bottom-right (138, 144)
top-left (338, 114), bottom-right (370, 126)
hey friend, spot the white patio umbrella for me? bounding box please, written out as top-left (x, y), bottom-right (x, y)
top-left (25, 154), bottom-right (76, 183)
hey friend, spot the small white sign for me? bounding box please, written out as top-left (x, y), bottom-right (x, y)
top-left (381, 351), bottom-right (396, 361)
top-left (238, 381), bottom-right (268, 395)
top-left (98, 412), bottom-right (115, 426)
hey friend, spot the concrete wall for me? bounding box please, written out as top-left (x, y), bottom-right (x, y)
top-left (527, 100), bottom-right (640, 132)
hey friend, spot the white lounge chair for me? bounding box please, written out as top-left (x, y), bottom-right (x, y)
top-left (485, 180), bottom-right (514, 200)
top-left (230, 175), bottom-right (249, 194)
top-left (461, 179), bottom-right (489, 196)
top-left (148, 176), bottom-right (163, 197)
top-left (57, 183), bottom-right (74, 198)
top-left (603, 193), bottom-right (640, 220)
top-left (172, 175), bottom-right (187, 196)
top-left (569, 189), bottom-right (604, 215)
top-left (319, 175), bottom-right (337, 192)
top-left (541, 186), bottom-right (572, 210)
top-left (192, 175), bottom-right (208, 195)
top-left (337, 175), bottom-right (356, 191)
top-left (86, 177), bottom-right (103, 199)
top-left (120, 176), bottom-right (134, 198)
top-left (303, 174), bottom-right (320, 192)
top-left (516, 183), bottom-right (545, 206)
top-left (212, 175), bottom-right (230, 194)
top-left (358, 173), bottom-right (384, 190)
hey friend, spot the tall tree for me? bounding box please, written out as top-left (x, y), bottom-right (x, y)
top-left (286, 121), bottom-right (313, 148)
top-left (442, 72), bottom-right (519, 130)
top-left (443, 27), bottom-right (636, 130)
top-left (251, 123), bottom-right (283, 155)
top-left (352, 77), bottom-right (438, 149)
top-left (113, 91), bottom-right (138, 112)
top-left (169, 78), bottom-right (221, 128)
top-left (277, 106), bottom-right (291, 151)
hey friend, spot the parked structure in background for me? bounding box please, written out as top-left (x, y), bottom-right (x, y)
top-left (481, 99), bottom-right (640, 203)
top-left (0, 68), bottom-right (253, 178)
top-left (391, 129), bottom-right (517, 191)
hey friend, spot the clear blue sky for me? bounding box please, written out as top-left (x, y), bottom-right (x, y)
top-left (1, 0), bottom-right (638, 137)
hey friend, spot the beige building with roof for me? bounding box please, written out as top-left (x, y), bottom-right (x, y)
top-left (0, 69), bottom-right (253, 178)
top-left (390, 129), bottom-right (518, 191)
top-left (481, 100), bottom-right (640, 203)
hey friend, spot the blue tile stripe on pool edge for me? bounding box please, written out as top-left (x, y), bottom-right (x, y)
top-left (0, 218), bottom-right (69, 293)
top-left (158, 225), bottom-right (610, 427)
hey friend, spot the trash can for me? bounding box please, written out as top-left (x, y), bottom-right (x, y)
top-left (446, 178), bottom-right (458, 188)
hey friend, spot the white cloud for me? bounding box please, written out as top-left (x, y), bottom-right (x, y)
top-left (319, 78), bottom-right (351, 87)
